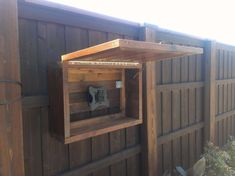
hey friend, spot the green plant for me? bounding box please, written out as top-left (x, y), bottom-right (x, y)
top-left (224, 136), bottom-right (235, 168)
top-left (202, 142), bottom-right (235, 176)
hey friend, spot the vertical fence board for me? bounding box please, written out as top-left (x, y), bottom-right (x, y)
top-left (162, 60), bottom-right (172, 172)
top-left (188, 55), bottom-right (196, 167)
top-left (22, 109), bottom-right (42, 176)
top-left (156, 60), bottom-right (163, 175)
top-left (40, 23), bottom-right (69, 176)
top-left (180, 56), bottom-right (189, 169)
top-left (172, 58), bottom-right (181, 167)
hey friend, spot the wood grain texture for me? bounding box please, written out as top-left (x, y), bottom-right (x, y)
top-left (62, 38), bottom-right (203, 63)
top-left (140, 27), bottom-right (158, 176)
top-left (180, 56), bottom-right (189, 169)
top-left (65, 26), bottom-right (92, 172)
top-left (204, 41), bottom-right (216, 143)
top-left (88, 30), bottom-right (110, 176)
top-left (171, 58), bottom-right (181, 168)
top-left (16, 2), bottom-right (235, 175)
top-left (0, 1), bottom-right (25, 175)
top-left (162, 59), bottom-right (172, 173)
top-left (22, 109), bottom-right (42, 176)
top-left (40, 23), bottom-right (69, 176)
top-left (18, 1), bottom-right (139, 38)
top-left (59, 145), bottom-right (141, 176)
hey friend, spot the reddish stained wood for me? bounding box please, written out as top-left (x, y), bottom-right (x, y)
top-left (59, 145), bottom-right (141, 176)
top-left (41, 23), bottom-right (69, 176)
top-left (204, 41), bottom-right (216, 143)
top-left (62, 39), bottom-right (203, 63)
top-left (140, 27), bottom-right (158, 176)
top-left (88, 30), bottom-right (110, 176)
top-left (155, 60), bottom-right (163, 175)
top-left (0, 1), bottom-right (25, 175)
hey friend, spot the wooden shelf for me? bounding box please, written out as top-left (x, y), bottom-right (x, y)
top-left (62, 39), bottom-right (203, 63)
top-left (66, 113), bottom-right (142, 144)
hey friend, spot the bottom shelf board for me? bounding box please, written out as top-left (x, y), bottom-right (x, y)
top-left (65, 114), bottom-right (142, 144)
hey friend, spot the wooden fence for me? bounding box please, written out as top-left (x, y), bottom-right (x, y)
top-left (18, 1), bottom-right (141, 176)
top-left (1, 0), bottom-right (235, 176)
top-left (215, 43), bottom-right (235, 146)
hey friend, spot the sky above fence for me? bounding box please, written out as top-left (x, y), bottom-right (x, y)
top-left (47, 0), bottom-right (235, 45)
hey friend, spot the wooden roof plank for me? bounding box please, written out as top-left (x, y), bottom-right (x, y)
top-left (61, 39), bottom-right (203, 63)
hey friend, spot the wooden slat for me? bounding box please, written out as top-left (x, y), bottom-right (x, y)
top-left (58, 145), bottom-right (141, 176)
top-left (171, 58), bottom-right (181, 168)
top-left (22, 109), bottom-right (42, 176)
top-left (62, 39), bottom-right (203, 62)
top-left (216, 78), bottom-right (235, 85)
top-left (216, 42), bottom-right (235, 52)
top-left (0, 1), bottom-right (25, 175)
top-left (157, 81), bottom-right (204, 91)
top-left (223, 50), bottom-right (228, 144)
top-left (18, 2), bottom-right (139, 38)
top-left (40, 23), bottom-right (69, 176)
top-left (195, 54), bottom-right (203, 159)
top-left (69, 96), bottom-right (119, 114)
top-left (68, 60), bottom-right (142, 69)
top-left (216, 109), bottom-right (235, 122)
top-left (204, 41), bottom-right (217, 143)
top-left (218, 49), bottom-right (224, 146)
top-left (68, 80), bottom-right (118, 93)
top-left (67, 118), bottom-right (142, 144)
top-left (155, 60), bottom-right (163, 175)
top-left (180, 56), bottom-right (189, 169)
top-left (22, 95), bottom-right (48, 108)
top-left (70, 113), bottom-right (123, 129)
top-left (188, 55), bottom-right (196, 167)
top-left (162, 58), bottom-right (172, 172)
top-left (68, 69), bottom-right (122, 82)
top-left (158, 122), bottom-right (204, 145)
top-left (19, 19), bottom-right (40, 95)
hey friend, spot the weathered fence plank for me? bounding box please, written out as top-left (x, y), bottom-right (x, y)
top-left (0, 0), bottom-right (25, 175)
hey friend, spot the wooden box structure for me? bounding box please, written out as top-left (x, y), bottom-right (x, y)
top-left (48, 39), bottom-right (203, 144)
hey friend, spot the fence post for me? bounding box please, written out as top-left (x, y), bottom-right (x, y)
top-left (0, 0), bottom-right (25, 175)
top-left (204, 40), bottom-right (217, 144)
top-left (140, 26), bottom-right (158, 176)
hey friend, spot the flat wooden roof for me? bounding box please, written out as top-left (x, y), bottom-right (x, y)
top-left (62, 39), bottom-right (203, 63)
